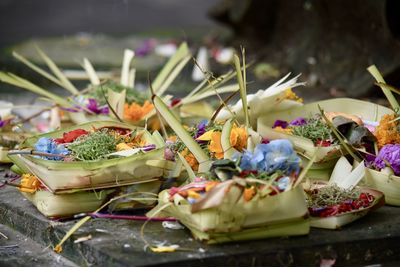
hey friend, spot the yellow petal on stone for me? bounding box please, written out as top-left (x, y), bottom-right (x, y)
top-left (150, 245), bottom-right (179, 253)
top-left (196, 130), bottom-right (214, 141)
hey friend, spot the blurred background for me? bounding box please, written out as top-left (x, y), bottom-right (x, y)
top-left (1, 0), bottom-right (400, 104)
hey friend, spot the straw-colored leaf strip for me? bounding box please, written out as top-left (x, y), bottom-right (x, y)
top-left (181, 84), bottom-right (239, 105)
top-left (141, 202), bottom-right (175, 253)
top-left (152, 131), bottom-right (165, 148)
top-left (233, 54), bottom-right (249, 127)
top-left (152, 95), bottom-right (211, 166)
top-left (376, 82), bottom-right (400, 96)
top-left (171, 158), bottom-right (183, 178)
top-left (55, 192), bottom-right (158, 253)
top-left (367, 65), bottom-right (399, 110)
top-left (107, 88), bottom-right (126, 119)
top-left (35, 46), bottom-right (79, 94)
top-left (318, 105), bottom-right (361, 162)
top-left (54, 215), bottom-right (91, 253)
top-left (198, 65), bottom-right (245, 95)
top-left (221, 119), bottom-right (237, 159)
top-left (177, 153), bottom-right (196, 183)
top-left (241, 47), bottom-right (247, 104)
top-left (83, 58), bottom-right (100, 85)
top-left (152, 42), bottom-right (190, 93)
top-left (155, 55), bottom-right (191, 96)
top-left (293, 151), bottom-right (317, 188)
top-left (120, 49), bottom-right (135, 87)
top-left (0, 72), bottom-right (72, 107)
top-left (186, 74), bottom-right (212, 98)
top-left (100, 86), bottom-right (123, 122)
top-left (12, 51), bottom-right (64, 87)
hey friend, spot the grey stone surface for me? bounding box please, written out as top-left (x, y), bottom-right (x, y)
top-left (1, 166), bottom-right (400, 266)
top-left (0, 224), bottom-right (77, 267)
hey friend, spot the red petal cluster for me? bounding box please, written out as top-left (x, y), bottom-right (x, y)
top-left (55, 129), bottom-right (88, 144)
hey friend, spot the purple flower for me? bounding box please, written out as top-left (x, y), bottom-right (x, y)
top-left (0, 120), bottom-right (8, 128)
top-left (364, 154), bottom-right (377, 168)
top-left (289, 117), bottom-right (307, 126)
top-left (195, 120), bottom-right (208, 138)
top-left (87, 99), bottom-right (109, 115)
top-left (195, 120), bottom-right (208, 145)
top-left (135, 39), bottom-right (156, 57)
top-left (61, 106), bottom-right (82, 113)
top-left (142, 144), bottom-right (156, 152)
top-left (273, 120), bottom-right (288, 129)
top-left (374, 144), bottom-right (400, 175)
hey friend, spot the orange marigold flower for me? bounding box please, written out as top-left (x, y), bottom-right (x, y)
top-left (206, 125), bottom-right (248, 159)
top-left (123, 100), bottom-right (154, 122)
top-left (19, 174), bottom-right (43, 193)
top-left (243, 186), bottom-right (256, 201)
top-left (375, 114), bottom-right (400, 148)
top-left (181, 148), bottom-right (199, 171)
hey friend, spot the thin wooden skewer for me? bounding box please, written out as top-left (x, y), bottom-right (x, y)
top-left (8, 150), bottom-right (68, 158)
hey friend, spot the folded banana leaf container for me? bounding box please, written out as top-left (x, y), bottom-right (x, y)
top-left (364, 168), bottom-right (400, 206)
top-left (307, 182), bottom-right (384, 229)
top-left (257, 98), bottom-right (393, 164)
top-left (8, 121), bottom-right (175, 193)
top-left (151, 184), bottom-right (310, 244)
top-left (22, 189), bottom-right (114, 218)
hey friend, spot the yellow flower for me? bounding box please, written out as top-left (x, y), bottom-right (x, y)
top-left (123, 100), bottom-right (154, 122)
top-left (19, 174), bottom-right (42, 193)
top-left (209, 131), bottom-right (224, 159)
top-left (273, 126), bottom-right (293, 134)
top-left (375, 114), bottom-right (400, 148)
top-left (116, 143), bottom-right (132, 151)
top-left (284, 88), bottom-right (303, 103)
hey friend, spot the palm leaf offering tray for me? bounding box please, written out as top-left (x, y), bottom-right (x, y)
top-left (149, 140), bottom-right (310, 244)
top-left (304, 157), bottom-right (384, 229)
top-left (0, 45), bottom-right (397, 254)
top-left (19, 173), bottom-right (114, 218)
top-left (8, 121), bottom-right (175, 193)
top-left (257, 98), bottom-right (393, 163)
top-left (146, 55), bottom-right (310, 244)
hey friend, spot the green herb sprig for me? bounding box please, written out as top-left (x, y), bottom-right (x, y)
top-left (68, 129), bottom-right (121, 161)
top-left (306, 184), bottom-right (360, 208)
top-left (290, 117), bottom-right (337, 144)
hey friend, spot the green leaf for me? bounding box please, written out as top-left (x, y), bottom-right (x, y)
top-left (151, 42), bottom-right (190, 94)
top-left (35, 46), bottom-right (79, 94)
top-left (12, 51), bottom-right (64, 87)
top-left (233, 54), bottom-right (249, 127)
top-left (0, 72), bottom-right (72, 107)
top-left (221, 119), bottom-right (237, 159)
top-left (152, 95), bottom-right (211, 171)
top-left (367, 65), bottom-right (399, 110)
